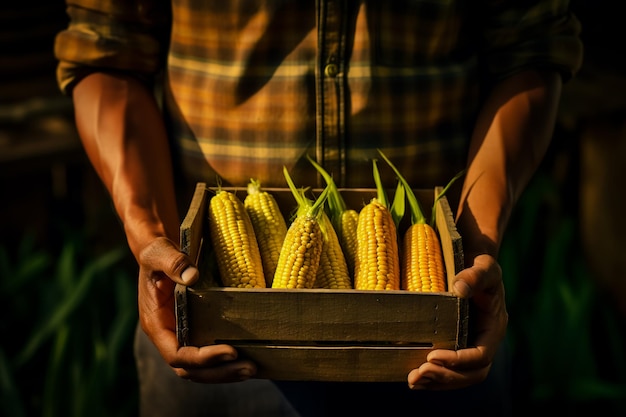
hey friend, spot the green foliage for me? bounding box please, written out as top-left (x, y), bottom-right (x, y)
top-left (0, 230), bottom-right (138, 417)
top-left (501, 172), bottom-right (626, 414)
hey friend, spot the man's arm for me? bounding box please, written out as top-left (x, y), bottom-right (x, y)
top-left (73, 73), bottom-right (178, 256)
top-left (458, 69), bottom-right (562, 258)
top-left (72, 72), bottom-right (257, 383)
top-left (408, 69), bottom-right (562, 390)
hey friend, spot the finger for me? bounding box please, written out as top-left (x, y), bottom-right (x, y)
top-left (153, 328), bottom-right (258, 383)
top-left (426, 346), bottom-right (491, 371)
top-left (147, 319), bottom-right (234, 366)
top-left (407, 360), bottom-right (491, 391)
top-left (166, 341), bottom-right (240, 368)
top-left (452, 254), bottom-right (502, 298)
top-left (138, 236), bottom-right (199, 285)
top-left (406, 343), bottom-right (495, 390)
top-left (173, 355), bottom-right (258, 383)
top-left (408, 347), bottom-right (492, 390)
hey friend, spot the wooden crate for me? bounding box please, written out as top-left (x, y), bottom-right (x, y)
top-left (175, 183), bottom-right (468, 382)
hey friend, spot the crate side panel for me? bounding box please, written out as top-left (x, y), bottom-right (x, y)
top-left (180, 182), bottom-right (209, 262)
top-left (239, 345), bottom-right (431, 382)
top-left (177, 182), bottom-right (209, 346)
top-left (186, 288), bottom-right (461, 348)
top-left (457, 297), bottom-right (469, 349)
top-left (434, 186), bottom-right (464, 289)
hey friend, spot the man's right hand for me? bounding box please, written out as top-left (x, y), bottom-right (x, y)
top-left (137, 236), bottom-right (258, 383)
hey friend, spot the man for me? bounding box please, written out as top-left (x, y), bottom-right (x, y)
top-left (55, 1), bottom-right (582, 415)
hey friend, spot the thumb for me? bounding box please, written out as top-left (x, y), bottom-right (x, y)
top-left (139, 237), bottom-right (199, 286)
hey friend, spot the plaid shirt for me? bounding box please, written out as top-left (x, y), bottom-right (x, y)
top-left (55, 0), bottom-right (582, 188)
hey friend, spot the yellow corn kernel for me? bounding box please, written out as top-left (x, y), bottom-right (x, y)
top-left (272, 214), bottom-right (323, 289)
top-left (338, 208), bottom-right (359, 278)
top-left (401, 223), bottom-right (446, 292)
top-left (314, 213), bottom-right (352, 289)
top-left (244, 179), bottom-right (288, 286)
top-left (354, 198), bottom-right (400, 291)
top-left (208, 190), bottom-right (265, 288)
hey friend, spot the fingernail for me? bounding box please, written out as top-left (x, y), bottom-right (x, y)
top-left (181, 267), bottom-right (199, 284)
top-left (238, 368), bottom-right (253, 379)
top-left (453, 280), bottom-right (471, 297)
top-left (219, 354), bottom-right (236, 362)
top-left (429, 359), bottom-right (445, 367)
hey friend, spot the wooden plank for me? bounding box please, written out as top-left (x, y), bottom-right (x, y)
top-left (434, 186), bottom-right (464, 289)
top-left (185, 287), bottom-right (464, 348)
top-left (235, 346), bottom-right (434, 382)
top-left (177, 182), bottom-right (209, 346)
top-left (433, 186), bottom-right (468, 349)
top-left (179, 182), bottom-right (208, 263)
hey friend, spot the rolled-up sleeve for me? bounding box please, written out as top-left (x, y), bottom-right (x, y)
top-left (480, 0), bottom-right (583, 82)
top-left (54, 0), bottom-right (170, 95)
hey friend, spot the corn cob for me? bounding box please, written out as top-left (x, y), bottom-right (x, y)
top-left (272, 168), bottom-right (330, 289)
top-left (337, 209), bottom-right (359, 277)
top-left (208, 189), bottom-right (266, 288)
top-left (353, 159), bottom-right (401, 291)
top-left (401, 223), bottom-right (446, 292)
top-left (244, 179), bottom-right (288, 287)
top-left (314, 212), bottom-right (352, 289)
top-left (306, 155), bottom-right (359, 278)
top-left (378, 150), bottom-right (463, 292)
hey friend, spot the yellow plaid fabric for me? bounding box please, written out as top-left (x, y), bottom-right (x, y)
top-left (55, 0), bottom-right (582, 188)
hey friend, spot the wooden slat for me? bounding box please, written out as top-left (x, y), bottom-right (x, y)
top-left (235, 345), bottom-right (435, 382)
top-left (434, 186), bottom-right (464, 289)
top-left (179, 182), bottom-right (208, 263)
top-left (186, 287), bottom-right (464, 348)
top-left (177, 182), bottom-right (209, 346)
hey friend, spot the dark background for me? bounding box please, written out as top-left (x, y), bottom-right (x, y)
top-left (1, 1), bottom-right (625, 416)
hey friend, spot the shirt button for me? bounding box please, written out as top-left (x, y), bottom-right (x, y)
top-left (324, 63), bottom-right (338, 78)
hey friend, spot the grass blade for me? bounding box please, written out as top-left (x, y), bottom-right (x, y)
top-left (16, 247), bottom-right (126, 366)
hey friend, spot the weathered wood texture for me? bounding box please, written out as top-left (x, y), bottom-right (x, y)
top-left (176, 184), bottom-right (468, 382)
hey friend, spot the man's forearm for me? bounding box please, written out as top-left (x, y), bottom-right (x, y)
top-left (72, 72), bottom-right (180, 258)
top-left (457, 69), bottom-right (562, 258)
